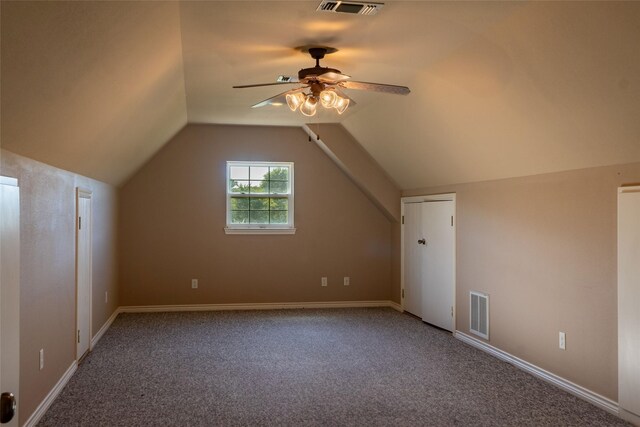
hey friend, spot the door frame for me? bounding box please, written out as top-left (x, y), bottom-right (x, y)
top-left (617, 185), bottom-right (640, 425)
top-left (76, 188), bottom-right (93, 359)
top-left (401, 193), bottom-right (456, 332)
top-left (1, 176), bottom-right (20, 426)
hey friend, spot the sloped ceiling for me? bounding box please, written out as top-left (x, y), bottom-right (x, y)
top-left (2, 1), bottom-right (640, 188)
top-left (1, 1), bottom-right (187, 185)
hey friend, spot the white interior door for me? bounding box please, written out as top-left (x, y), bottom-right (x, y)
top-left (403, 202), bottom-right (423, 317)
top-left (1, 176), bottom-right (20, 426)
top-left (421, 201), bottom-right (455, 332)
top-left (76, 190), bottom-right (92, 360)
top-left (618, 186), bottom-right (640, 422)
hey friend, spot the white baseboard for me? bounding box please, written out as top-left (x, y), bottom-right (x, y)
top-left (23, 361), bottom-right (77, 427)
top-left (90, 308), bottom-right (120, 349)
top-left (388, 301), bottom-right (403, 312)
top-left (119, 300), bottom-right (398, 313)
top-left (454, 331), bottom-right (619, 416)
top-left (620, 408), bottom-right (640, 425)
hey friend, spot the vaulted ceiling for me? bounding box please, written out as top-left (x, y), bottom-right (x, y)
top-left (2, 1), bottom-right (640, 188)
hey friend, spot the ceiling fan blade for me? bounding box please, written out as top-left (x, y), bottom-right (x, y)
top-left (233, 82), bottom-right (300, 89)
top-left (277, 75), bottom-right (299, 83)
top-left (317, 71), bottom-right (351, 83)
top-left (340, 81), bottom-right (411, 95)
top-left (250, 88), bottom-right (306, 108)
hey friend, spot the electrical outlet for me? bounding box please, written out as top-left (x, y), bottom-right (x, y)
top-left (559, 331), bottom-right (566, 350)
top-left (321, 277), bottom-right (328, 287)
top-left (39, 349), bottom-right (44, 370)
top-left (105, 291), bottom-right (108, 303)
top-left (344, 276), bottom-right (350, 286)
top-left (191, 279), bottom-right (198, 289)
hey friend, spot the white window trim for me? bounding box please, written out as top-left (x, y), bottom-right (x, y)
top-left (224, 161), bottom-right (296, 235)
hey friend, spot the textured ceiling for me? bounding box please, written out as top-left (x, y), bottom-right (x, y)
top-left (2, 1), bottom-right (640, 188)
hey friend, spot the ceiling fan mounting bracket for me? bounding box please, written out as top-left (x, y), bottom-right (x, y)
top-left (298, 45), bottom-right (342, 81)
top-left (308, 47), bottom-right (328, 61)
top-left (299, 46), bottom-right (337, 56)
top-left (299, 46), bottom-right (338, 67)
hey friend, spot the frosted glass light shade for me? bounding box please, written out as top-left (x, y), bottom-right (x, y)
top-left (300, 96), bottom-right (318, 117)
top-left (319, 90), bottom-right (337, 108)
top-left (334, 96), bottom-right (349, 114)
top-left (285, 92), bottom-right (305, 111)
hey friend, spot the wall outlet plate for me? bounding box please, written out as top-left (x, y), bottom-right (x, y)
top-left (559, 331), bottom-right (566, 350)
top-left (191, 279), bottom-right (198, 289)
top-left (39, 349), bottom-right (44, 370)
top-left (344, 277), bottom-right (350, 286)
top-left (321, 277), bottom-right (328, 287)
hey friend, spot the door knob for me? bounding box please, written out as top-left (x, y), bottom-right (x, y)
top-left (1, 392), bottom-right (16, 424)
top-left (417, 238), bottom-right (426, 245)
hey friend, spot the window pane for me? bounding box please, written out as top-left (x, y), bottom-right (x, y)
top-left (230, 197), bottom-right (249, 210)
top-left (227, 162), bottom-right (293, 229)
top-left (269, 167), bottom-right (289, 182)
top-left (231, 211), bottom-right (249, 224)
top-left (250, 211), bottom-right (269, 224)
top-left (229, 166), bottom-right (249, 180)
top-left (250, 166), bottom-right (269, 180)
top-left (270, 180), bottom-right (288, 194)
top-left (270, 211), bottom-right (288, 224)
top-left (249, 180), bottom-right (267, 193)
top-left (269, 198), bottom-right (288, 210)
top-left (230, 180), bottom-right (250, 193)
top-left (250, 198), bottom-right (269, 211)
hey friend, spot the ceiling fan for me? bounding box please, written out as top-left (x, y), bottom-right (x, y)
top-left (233, 47), bottom-right (410, 116)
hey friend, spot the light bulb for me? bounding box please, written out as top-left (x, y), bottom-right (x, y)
top-left (334, 96), bottom-right (350, 114)
top-left (286, 92), bottom-right (305, 111)
top-left (319, 90), bottom-right (337, 108)
top-left (300, 96), bottom-right (318, 117)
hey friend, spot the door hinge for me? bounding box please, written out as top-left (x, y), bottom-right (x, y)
top-left (401, 215), bottom-right (404, 225)
top-left (78, 216), bottom-right (82, 230)
top-left (451, 216), bottom-right (453, 227)
top-left (451, 306), bottom-right (454, 317)
top-left (77, 330), bottom-right (80, 343)
top-left (402, 288), bottom-right (405, 298)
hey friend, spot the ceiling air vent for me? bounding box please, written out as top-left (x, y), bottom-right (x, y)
top-left (316, 1), bottom-right (384, 15)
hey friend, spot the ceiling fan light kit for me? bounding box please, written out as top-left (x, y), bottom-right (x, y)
top-left (233, 46), bottom-right (409, 116)
top-left (286, 89), bottom-right (349, 117)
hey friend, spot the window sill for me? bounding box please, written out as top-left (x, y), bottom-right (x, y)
top-left (224, 227), bottom-right (296, 235)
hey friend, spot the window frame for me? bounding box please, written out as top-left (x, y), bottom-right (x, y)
top-left (224, 161), bottom-right (295, 235)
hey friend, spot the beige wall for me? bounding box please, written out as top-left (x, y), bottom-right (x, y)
top-left (304, 124), bottom-right (401, 222)
top-left (0, 150), bottom-right (119, 424)
top-left (404, 161), bottom-right (640, 401)
top-left (119, 124), bottom-right (393, 306)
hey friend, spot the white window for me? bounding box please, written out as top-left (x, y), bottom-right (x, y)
top-left (224, 161), bottom-right (295, 234)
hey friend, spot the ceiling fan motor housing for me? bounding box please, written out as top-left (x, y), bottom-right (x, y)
top-left (298, 47), bottom-right (341, 82)
top-left (298, 66), bottom-right (341, 82)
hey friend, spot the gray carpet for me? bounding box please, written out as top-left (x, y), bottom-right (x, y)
top-left (39, 308), bottom-right (629, 426)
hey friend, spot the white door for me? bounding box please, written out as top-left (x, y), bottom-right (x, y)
top-left (1, 176), bottom-right (20, 426)
top-left (403, 202), bottom-right (423, 317)
top-left (76, 190), bottom-right (92, 360)
top-left (421, 201), bottom-right (455, 331)
top-left (618, 186), bottom-right (640, 422)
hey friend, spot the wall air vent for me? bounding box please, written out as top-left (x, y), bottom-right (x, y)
top-left (470, 291), bottom-right (489, 340)
top-left (316, 1), bottom-right (384, 15)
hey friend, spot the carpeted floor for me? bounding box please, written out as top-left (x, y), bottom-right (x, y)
top-left (39, 308), bottom-right (629, 426)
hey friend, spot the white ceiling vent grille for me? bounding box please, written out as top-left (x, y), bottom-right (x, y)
top-left (316, 1), bottom-right (384, 15)
top-left (470, 291), bottom-right (489, 340)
